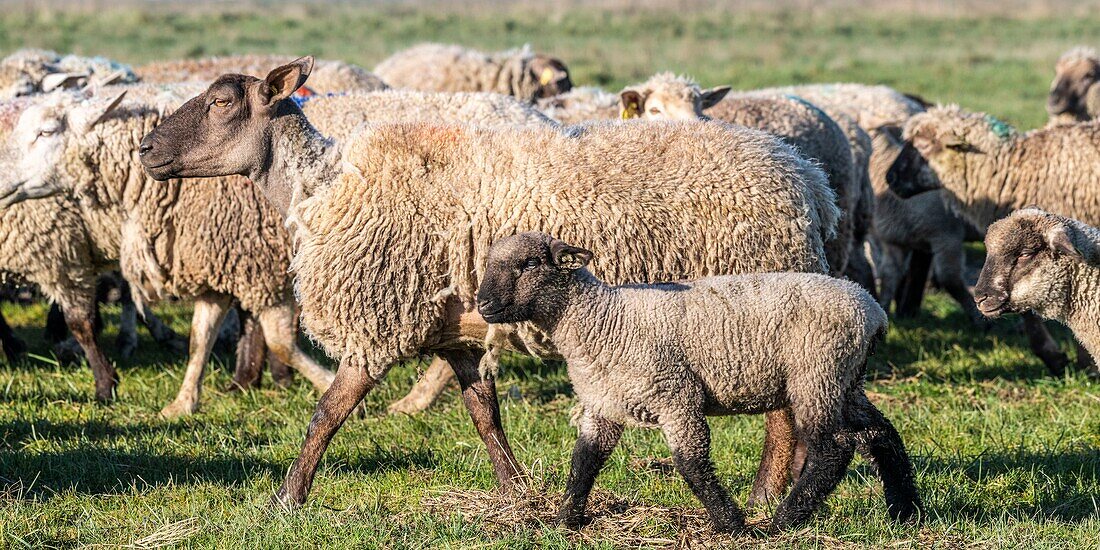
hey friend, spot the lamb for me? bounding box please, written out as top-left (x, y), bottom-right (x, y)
top-left (1047, 46), bottom-right (1100, 124)
top-left (615, 72), bottom-right (864, 280)
top-left (0, 85), bottom-right (336, 416)
top-left (134, 54), bottom-right (388, 95)
top-left (373, 43), bottom-right (571, 101)
top-left (476, 231), bottom-right (920, 531)
top-left (137, 57), bottom-right (840, 507)
top-left (0, 49), bottom-right (138, 99)
top-left (976, 208), bottom-right (1100, 379)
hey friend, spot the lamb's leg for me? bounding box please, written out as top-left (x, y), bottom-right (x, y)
top-left (442, 348), bottom-right (527, 491)
top-left (771, 423), bottom-right (855, 531)
top-left (160, 294), bottom-right (231, 418)
top-left (875, 244), bottom-right (906, 315)
top-left (1022, 313), bottom-right (1069, 375)
top-left (663, 415), bottom-right (744, 533)
top-left (256, 303), bottom-right (334, 392)
top-left (0, 310), bottom-right (27, 361)
top-left (116, 284), bottom-right (139, 359)
top-left (274, 356), bottom-right (383, 508)
top-left (387, 356), bottom-right (456, 414)
top-left (747, 408), bottom-right (797, 506)
top-left (844, 242), bottom-right (878, 300)
top-left (846, 392), bottom-right (921, 523)
top-left (44, 303), bottom-right (68, 343)
top-left (557, 408), bottom-right (623, 528)
top-left (62, 294), bottom-right (117, 402)
top-left (229, 309), bottom-right (266, 391)
top-left (895, 249), bottom-right (932, 318)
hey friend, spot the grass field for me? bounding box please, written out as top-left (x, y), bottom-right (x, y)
top-left (1, 2), bottom-right (1099, 548)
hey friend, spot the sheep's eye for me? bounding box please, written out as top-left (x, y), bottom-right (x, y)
top-left (522, 258), bottom-right (541, 271)
top-left (648, 107), bottom-right (660, 114)
top-left (1018, 249), bottom-right (1037, 260)
top-left (212, 98), bottom-right (231, 108)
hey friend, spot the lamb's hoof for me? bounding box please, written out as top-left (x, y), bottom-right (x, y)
top-left (160, 399), bottom-right (198, 419)
top-left (271, 487), bottom-right (305, 512)
top-left (887, 499), bottom-right (922, 524)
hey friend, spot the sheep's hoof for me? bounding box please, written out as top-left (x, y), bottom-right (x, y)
top-left (554, 510), bottom-right (587, 530)
top-left (159, 399), bottom-right (198, 419)
top-left (271, 487), bottom-right (305, 512)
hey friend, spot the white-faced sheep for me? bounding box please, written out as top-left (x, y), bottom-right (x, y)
top-left (134, 54), bottom-right (388, 95)
top-left (976, 208), bottom-right (1100, 379)
top-left (374, 43), bottom-right (572, 101)
top-left (1047, 46), bottom-right (1100, 124)
top-left (0, 85), bottom-right (336, 416)
top-left (476, 231), bottom-right (920, 532)
top-left (535, 86), bottom-right (619, 125)
top-left (137, 58), bottom-right (840, 507)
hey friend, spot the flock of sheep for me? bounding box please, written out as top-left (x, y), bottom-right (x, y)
top-left (0, 41), bottom-right (1098, 534)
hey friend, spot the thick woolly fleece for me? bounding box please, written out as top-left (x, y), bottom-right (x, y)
top-left (300, 90), bottom-right (555, 141)
top-left (905, 105), bottom-right (1100, 232)
top-left (982, 209), bottom-right (1100, 359)
top-left (0, 49), bottom-right (138, 99)
top-left (536, 87), bottom-right (620, 125)
top-left (274, 117), bottom-right (837, 372)
top-left (374, 44), bottom-right (554, 100)
top-left (135, 55), bottom-right (388, 95)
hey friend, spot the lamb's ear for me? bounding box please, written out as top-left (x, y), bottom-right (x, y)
top-left (619, 90), bottom-right (643, 119)
top-left (549, 239), bottom-right (593, 271)
top-left (1046, 225), bottom-right (1085, 262)
top-left (41, 72), bottom-right (88, 92)
top-left (82, 91), bottom-right (127, 132)
top-left (262, 56), bottom-right (314, 106)
top-left (699, 86), bottom-right (731, 109)
top-left (909, 125), bottom-right (941, 157)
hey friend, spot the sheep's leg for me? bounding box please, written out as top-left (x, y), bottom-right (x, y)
top-left (1022, 313), bottom-right (1068, 375)
top-left (62, 294), bottom-right (117, 402)
top-left (0, 310), bottom-right (27, 361)
top-left (846, 392), bottom-right (921, 523)
top-left (557, 408), bottom-right (623, 528)
top-left (160, 294), bottom-right (231, 418)
top-left (137, 302), bottom-right (187, 354)
top-left (844, 242), bottom-right (878, 300)
top-left (256, 303), bottom-right (334, 392)
top-left (44, 303), bottom-right (68, 343)
top-left (929, 243), bottom-right (986, 327)
top-left (771, 428), bottom-right (855, 531)
top-left (274, 356), bottom-right (382, 508)
top-left (115, 283), bottom-right (139, 359)
top-left (663, 415), bottom-right (744, 533)
top-left (895, 249), bottom-right (932, 318)
top-left (747, 408), bottom-right (797, 506)
top-left (875, 244), bottom-right (906, 315)
top-left (388, 356), bottom-right (456, 414)
top-left (229, 309), bottom-right (266, 391)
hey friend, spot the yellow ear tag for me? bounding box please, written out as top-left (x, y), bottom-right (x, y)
top-left (539, 67), bottom-right (555, 86)
top-left (621, 102), bottom-right (640, 120)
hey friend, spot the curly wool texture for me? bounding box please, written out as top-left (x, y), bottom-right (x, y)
top-left (286, 120), bottom-right (838, 368)
top-left (535, 87), bottom-right (620, 125)
top-left (905, 105), bottom-right (1100, 232)
top-left (0, 49), bottom-right (138, 99)
top-left (301, 90), bottom-right (555, 142)
top-left (135, 55), bottom-right (389, 94)
top-left (34, 88), bottom-right (294, 312)
top-left (374, 44), bottom-right (549, 100)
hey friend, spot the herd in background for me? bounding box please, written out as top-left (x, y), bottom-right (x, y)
top-left (0, 41), bottom-right (1097, 533)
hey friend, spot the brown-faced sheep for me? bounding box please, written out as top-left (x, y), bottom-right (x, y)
top-left (137, 58), bottom-right (839, 508)
top-left (374, 43), bottom-right (571, 101)
top-left (477, 231), bottom-right (919, 532)
top-left (1047, 46), bottom-right (1100, 124)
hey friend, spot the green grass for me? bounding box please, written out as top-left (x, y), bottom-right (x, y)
top-left (1, 3), bottom-right (1100, 548)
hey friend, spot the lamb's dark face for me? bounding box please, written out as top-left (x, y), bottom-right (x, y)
top-left (529, 55), bottom-right (572, 99)
top-left (975, 211), bottom-right (1084, 318)
top-left (138, 57), bottom-right (313, 182)
top-left (476, 232), bottom-right (592, 325)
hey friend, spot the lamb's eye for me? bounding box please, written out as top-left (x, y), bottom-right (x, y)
top-left (523, 258), bottom-right (541, 271)
top-left (212, 98), bottom-right (231, 108)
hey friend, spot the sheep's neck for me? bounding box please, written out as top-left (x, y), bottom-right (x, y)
top-left (541, 273), bottom-right (625, 367)
top-left (1064, 264), bottom-right (1100, 360)
top-left (254, 107), bottom-right (340, 218)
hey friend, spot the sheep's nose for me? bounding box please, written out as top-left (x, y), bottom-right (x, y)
top-left (138, 137), bottom-right (154, 157)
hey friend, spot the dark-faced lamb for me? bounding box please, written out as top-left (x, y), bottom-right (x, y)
top-left (475, 231), bottom-right (921, 532)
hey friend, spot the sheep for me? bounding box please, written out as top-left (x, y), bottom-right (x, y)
top-left (475, 231), bottom-right (920, 532)
top-left (615, 72), bottom-right (863, 280)
top-left (134, 54), bottom-right (388, 95)
top-left (0, 49), bottom-right (138, 99)
top-left (535, 86), bottom-right (619, 125)
top-left (0, 86), bottom-right (336, 416)
top-left (1047, 46), bottom-right (1100, 124)
top-left (373, 43), bottom-right (571, 101)
top-left (976, 208), bottom-right (1100, 378)
top-left (136, 57), bottom-right (841, 507)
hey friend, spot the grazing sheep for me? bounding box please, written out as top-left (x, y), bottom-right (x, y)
top-left (137, 58), bottom-right (839, 507)
top-left (374, 43), bottom-right (571, 101)
top-left (1047, 47), bottom-right (1100, 124)
top-left (476, 231), bottom-right (920, 532)
top-left (616, 72), bottom-right (862, 279)
top-left (0, 86), bottom-right (335, 416)
top-left (135, 54), bottom-right (388, 95)
top-left (535, 86), bottom-right (619, 125)
top-left (0, 49), bottom-right (138, 99)
top-left (976, 208), bottom-right (1100, 378)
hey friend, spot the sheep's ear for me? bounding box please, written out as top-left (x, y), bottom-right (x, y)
top-left (944, 134), bottom-right (979, 153)
top-left (41, 72), bottom-right (88, 92)
top-left (530, 56), bottom-right (568, 86)
top-left (619, 90), bottom-right (643, 119)
top-left (83, 90), bottom-right (127, 132)
top-left (909, 126), bottom-right (941, 157)
top-left (263, 56), bottom-right (314, 106)
top-left (550, 239), bottom-right (593, 271)
top-left (699, 86), bottom-right (731, 109)
top-left (1046, 225), bottom-right (1084, 262)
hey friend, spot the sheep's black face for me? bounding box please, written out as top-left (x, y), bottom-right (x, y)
top-left (885, 141), bottom-right (937, 199)
top-left (139, 57), bottom-right (314, 182)
top-left (477, 232), bottom-right (592, 325)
